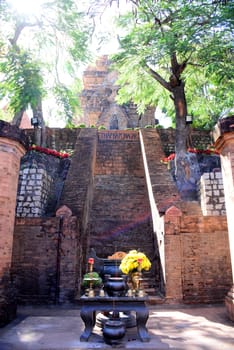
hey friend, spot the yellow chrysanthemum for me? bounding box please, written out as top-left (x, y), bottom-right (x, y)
top-left (119, 250), bottom-right (151, 274)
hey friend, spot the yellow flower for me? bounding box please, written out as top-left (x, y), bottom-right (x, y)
top-left (119, 250), bottom-right (151, 274)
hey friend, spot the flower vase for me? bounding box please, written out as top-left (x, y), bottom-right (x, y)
top-left (130, 271), bottom-right (141, 292)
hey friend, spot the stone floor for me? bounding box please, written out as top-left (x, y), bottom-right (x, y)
top-left (0, 303), bottom-right (233, 350)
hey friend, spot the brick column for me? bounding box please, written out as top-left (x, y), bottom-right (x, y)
top-left (164, 206), bottom-right (183, 303)
top-left (214, 116), bottom-right (234, 321)
top-left (0, 121), bottom-right (27, 326)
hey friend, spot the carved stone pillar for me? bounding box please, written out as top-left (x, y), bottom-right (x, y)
top-left (0, 121), bottom-right (27, 326)
top-left (214, 116), bottom-right (234, 321)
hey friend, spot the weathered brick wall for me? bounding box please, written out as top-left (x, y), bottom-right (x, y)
top-left (158, 128), bottom-right (213, 156)
top-left (59, 128), bottom-right (97, 272)
top-left (44, 128), bottom-right (78, 153)
top-left (0, 138), bottom-right (25, 272)
top-left (199, 171), bottom-right (226, 216)
top-left (12, 216), bottom-right (80, 304)
top-left (0, 121), bottom-right (27, 326)
top-left (140, 129), bottom-right (180, 213)
top-left (59, 128), bottom-right (97, 219)
top-left (182, 228), bottom-right (231, 303)
top-left (165, 213), bottom-right (232, 303)
top-left (24, 128), bottom-right (78, 153)
top-left (11, 127), bottom-right (232, 305)
top-left (90, 131), bottom-right (152, 249)
top-left (25, 126), bottom-right (214, 158)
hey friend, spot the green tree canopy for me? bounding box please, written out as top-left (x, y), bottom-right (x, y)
top-left (0, 0), bottom-right (93, 127)
top-left (111, 0), bottom-right (233, 139)
top-left (0, 49), bottom-right (44, 115)
top-left (100, 0), bottom-right (234, 198)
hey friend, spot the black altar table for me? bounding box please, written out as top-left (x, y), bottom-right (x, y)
top-left (80, 295), bottom-right (150, 342)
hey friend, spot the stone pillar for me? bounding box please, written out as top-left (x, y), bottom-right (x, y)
top-left (0, 121), bottom-right (27, 326)
top-left (214, 116), bottom-right (234, 321)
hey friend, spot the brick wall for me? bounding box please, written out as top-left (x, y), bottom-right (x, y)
top-left (59, 128), bottom-right (97, 219)
top-left (24, 127), bottom-right (78, 153)
top-left (140, 129), bottom-right (181, 212)
top-left (12, 216), bottom-right (80, 304)
top-left (0, 138), bottom-right (25, 273)
top-left (0, 121), bottom-right (27, 326)
top-left (90, 130), bottom-right (151, 244)
top-left (59, 128), bottom-right (97, 272)
top-left (10, 127), bottom-right (232, 305)
top-left (158, 128), bottom-right (213, 156)
top-left (24, 126), bottom-right (214, 158)
top-left (165, 213), bottom-right (232, 303)
top-left (199, 171), bottom-right (226, 216)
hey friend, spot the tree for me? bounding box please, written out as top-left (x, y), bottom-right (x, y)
top-left (0, 48), bottom-right (44, 125)
top-left (0, 0), bottom-right (93, 141)
top-left (107, 0), bottom-right (234, 197)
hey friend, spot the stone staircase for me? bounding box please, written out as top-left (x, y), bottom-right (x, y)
top-left (87, 131), bottom-right (165, 299)
top-left (61, 129), bottom-right (197, 301)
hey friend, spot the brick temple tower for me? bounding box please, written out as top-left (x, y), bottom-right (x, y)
top-left (80, 55), bottom-right (155, 129)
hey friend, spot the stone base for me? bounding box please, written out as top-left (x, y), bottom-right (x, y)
top-left (96, 311), bottom-right (136, 328)
top-left (225, 285), bottom-right (234, 322)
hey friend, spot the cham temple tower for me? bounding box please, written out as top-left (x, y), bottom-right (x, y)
top-left (80, 55), bottom-right (156, 129)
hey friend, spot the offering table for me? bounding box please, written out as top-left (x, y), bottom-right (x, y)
top-left (80, 295), bottom-right (150, 342)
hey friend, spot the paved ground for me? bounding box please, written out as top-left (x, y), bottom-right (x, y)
top-left (0, 303), bottom-right (233, 350)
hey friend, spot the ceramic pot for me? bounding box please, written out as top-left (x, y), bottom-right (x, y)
top-left (105, 277), bottom-right (127, 296)
top-left (103, 319), bottom-right (126, 344)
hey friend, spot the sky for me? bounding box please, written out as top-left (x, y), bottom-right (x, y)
top-left (7, 0), bottom-right (45, 15)
top-left (6, 0), bottom-right (129, 55)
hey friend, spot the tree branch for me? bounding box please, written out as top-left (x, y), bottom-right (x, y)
top-left (145, 64), bottom-right (172, 91)
top-left (9, 23), bottom-right (26, 46)
top-left (171, 52), bottom-right (187, 78)
top-left (9, 21), bottom-right (41, 46)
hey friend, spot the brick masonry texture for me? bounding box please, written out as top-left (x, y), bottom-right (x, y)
top-left (0, 126), bottom-right (232, 311)
top-left (80, 55), bottom-right (155, 129)
top-left (11, 128), bottom-right (232, 305)
top-left (158, 128), bottom-right (213, 156)
top-left (12, 216), bottom-right (80, 304)
top-left (0, 132), bottom-right (26, 326)
top-left (165, 214), bottom-right (231, 303)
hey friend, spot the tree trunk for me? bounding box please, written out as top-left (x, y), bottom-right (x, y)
top-left (172, 82), bottom-right (189, 154)
top-left (32, 99), bottom-right (46, 147)
top-left (172, 82), bottom-right (200, 200)
top-left (12, 109), bottom-right (25, 127)
top-left (147, 54), bottom-right (199, 199)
